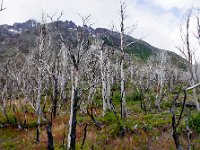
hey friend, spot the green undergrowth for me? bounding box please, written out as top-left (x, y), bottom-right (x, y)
top-left (0, 88), bottom-right (200, 149)
top-left (189, 112), bottom-right (200, 133)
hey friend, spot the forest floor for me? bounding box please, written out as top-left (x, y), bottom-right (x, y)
top-left (0, 89), bottom-right (200, 149)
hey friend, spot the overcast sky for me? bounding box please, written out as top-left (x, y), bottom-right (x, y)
top-left (0, 0), bottom-right (199, 54)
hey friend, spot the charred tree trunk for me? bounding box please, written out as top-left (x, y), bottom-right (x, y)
top-left (46, 121), bottom-right (54, 150)
top-left (172, 111), bottom-right (183, 150)
top-left (171, 89), bottom-right (187, 150)
top-left (52, 75), bottom-right (59, 118)
top-left (81, 124), bottom-right (88, 149)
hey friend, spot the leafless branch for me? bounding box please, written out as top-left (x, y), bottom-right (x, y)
top-left (185, 82), bottom-right (200, 91)
top-left (0, 0), bottom-right (6, 11)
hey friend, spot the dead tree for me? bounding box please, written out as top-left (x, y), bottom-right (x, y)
top-left (119, 0), bottom-right (126, 119)
top-left (33, 20), bottom-right (50, 142)
top-left (47, 14), bottom-right (69, 117)
top-left (171, 90), bottom-right (184, 150)
top-left (60, 44), bottom-right (69, 104)
top-left (177, 9), bottom-right (200, 111)
top-left (95, 39), bottom-right (113, 115)
top-left (35, 26), bottom-right (44, 142)
top-left (155, 51), bottom-right (167, 111)
top-left (67, 15), bottom-right (91, 150)
top-left (171, 82), bottom-right (200, 150)
top-left (46, 121), bottom-right (54, 150)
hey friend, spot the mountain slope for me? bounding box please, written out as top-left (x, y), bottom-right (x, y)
top-left (0, 19), bottom-right (185, 67)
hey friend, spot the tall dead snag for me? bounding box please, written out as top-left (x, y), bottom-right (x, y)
top-left (178, 9), bottom-right (200, 111)
top-left (33, 19), bottom-right (50, 142)
top-left (46, 15), bottom-right (67, 118)
top-left (67, 16), bottom-right (90, 150)
top-left (60, 44), bottom-right (68, 104)
top-left (36, 25), bottom-right (45, 142)
top-left (68, 65), bottom-right (79, 150)
top-left (120, 1), bottom-right (126, 119)
top-left (98, 39), bottom-right (112, 115)
top-left (82, 38), bottom-right (99, 111)
top-left (99, 43), bottom-right (108, 115)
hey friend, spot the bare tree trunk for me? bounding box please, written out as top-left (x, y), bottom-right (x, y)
top-left (171, 93), bottom-right (183, 150)
top-left (36, 67), bottom-right (42, 142)
top-left (60, 45), bottom-right (68, 103)
top-left (120, 58), bottom-right (126, 119)
top-left (52, 75), bottom-right (58, 118)
top-left (100, 51), bottom-right (107, 115)
top-left (87, 84), bottom-right (93, 104)
top-left (130, 63), bottom-right (134, 83)
top-left (155, 93), bottom-right (160, 112)
top-left (106, 60), bottom-right (112, 111)
top-left (81, 124), bottom-right (88, 149)
top-left (46, 121), bottom-right (54, 150)
top-left (186, 116), bottom-right (191, 150)
top-left (120, 1), bottom-right (126, 119)
top-left (68, 68), bottom-right (79, 150)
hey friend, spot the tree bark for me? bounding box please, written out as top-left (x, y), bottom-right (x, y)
top-left (46, 121), bottom-right (54, 150)
top-left (100, 51), bottom-right (107, 115)
top-left (120, 1), bottom-right (126, 119)
top-left (120, 58), bottom-right (126, 119)
top-left (36, 67), bottom-right (42, 142)
top-left (68, 68), bottom-right (79, 150)
top-left (52, 75), bottom-right (58, 118)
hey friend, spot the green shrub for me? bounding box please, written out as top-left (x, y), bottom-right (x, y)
top-left (189, 112), bottom-right (200, 132)
top-left (110, 120), bottom-right (126, 137)
top-left (126, 91), bottom-right (144, 102)
top-left (98, 111), bottom-right (117, 124)
top-left (171, 84), bottom-right (182, 94)
top-left (2, 141), bottom-right (15, 149)
top-left (112, 92), bottom-right (121, 103)
top-left (110, 119), bottom-right (135, 137)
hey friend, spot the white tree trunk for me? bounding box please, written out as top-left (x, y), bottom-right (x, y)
top-left (87, 83), bottom-right (94, 104)
top-left (60, 45), bottom-right (68, 102)
top-left (68, 67), bottom-right (79, 149)
top-left (100, 51), bottom-right (107, 115)
top-left (130, 64), bottom-right (134, 83)
top-left (191, 78), bottom-right (200, 111)
top-left (36, 67), bottom-right (42, 142)
top-left (106, 60), bottom-right (111, 111)
top-left (121, 58), bottom-right (126, 119)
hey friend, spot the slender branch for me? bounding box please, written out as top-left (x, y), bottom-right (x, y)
top-left (176, 90), bottom-right (187, 127)
top-left (81, 123), bottom-right (88, 149)
top-left (0, 0), bottom-right (6, 11)
top-left (185, 82), bottom-right (200, 91)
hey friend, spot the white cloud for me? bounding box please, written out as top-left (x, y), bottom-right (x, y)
top-left (125, 0), bottom-right (181, 52)
top-left (0, 0), bottom-right (120, 27)
top-left (146, 0), bottom-right (199, 11)
top-left (0, 0), bottom-right (199, 55)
